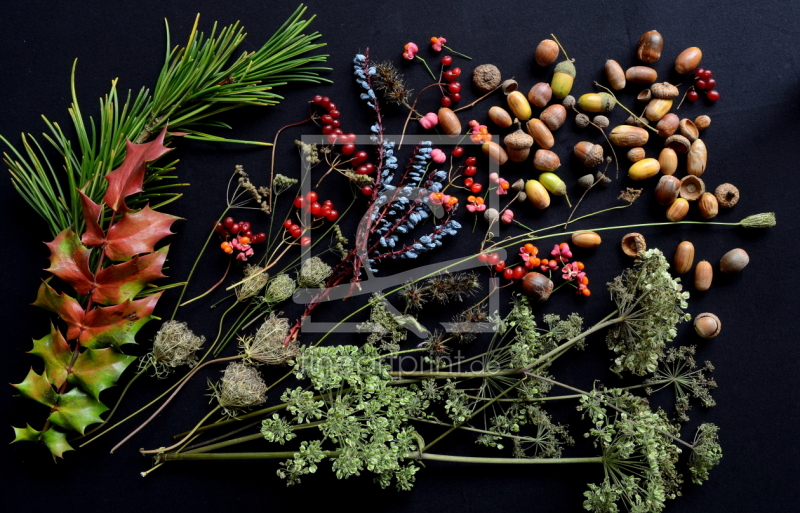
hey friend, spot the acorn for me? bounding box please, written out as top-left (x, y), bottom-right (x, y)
top-left (694, 313), bottom-right (721, 339)
top-left (679, 118), bottom-right (700, 142)
top-left (720, 248), bottom-right (749, 273)
top-left (533, 149), bottom-right (561, 172)
top-left (714, 183), bottom-right (739, 208)
top-left (572, 231), bottom-right (602, 248)
top-left (666, 198), bottom-right (690, 221)
top-left (609, 125), bottom-right (649, 147)
top-left (605, 59), bottom-right (626, 90)
top-left (578, 174), bottom-right (595, 188)
top-left (525, 118), bottom-right (555, 149)
top-left (695, 115), bottom-right (712, 131)
top-left (488, 106), bottom-right (513, 128)
top-left (621, 233), bottom-right (646, 257)
top-left (575, 113), bottom-right (591, 128)
top-left (644, 98), bottom-right (673, 122)
top-left (636, 30), bottom-right (664, 63)
top-left (593, 115), bottom-right (610, 128)
top-left (574, 141), bottom-right (604, 167)
top-left (521, 272), bottom-right (554, 301)
top-left (525, 179), bottom-right (550, 209)
top-left (656, 113), bottom-right (679, 138)
top-left (562, 94), bottom-right (576, 109)
top-left (658, 147), bottom-right (678, 175)
top-left (482, 141), bottom-right (508, 165)
top-left (625, 66), bottom-right (658, 83)
top-left (438, 108), bottom-right (462, 137)
top-left (541, 104), bottom-right (567, 131)
top-left (577, 92), bottom-right (616, 113)
top-left (501, 79), bottom-right (518, 95)
top-left (627, 147), bottom-right (645, 162)
top-left (535, 39), bottom-right (559, 66)
top-left (650, 82), bottom-right (679, 99)
top-left (551, 60), bottom-right (576, 99)
top-left (655, 175), bottom-right (681, 205)
top-left (679, 175), bottom-right (705, 201)
top-left (628, 158), bottom-right (660, 180)
top-left (528, 82), bottom-right (553, 108)
top-left (665, 134), bottom-right (691, 154)
top-left (673, 241), bottom-right (695, 274)
top-left (595, 171), bottom-right (612, 185)
top-left (637, 89), bottom-right (652, 102)
top-left (504, 125), bottom-right (534, 162)
top-left (539, 172), bottom-right (568, 198)
top-left (698, 192), bottom-right (719, 219)
top-left (472, 64), bottom-right (502, 92)
top-left (686, 139), bottom-right (707, 176)
top-left (512, 179), bottom-right (525, 192)
top-left (507, 91), bottom-right (532, 120)
top-left (675, 47), bottom-right (703, 74)
top-left (694, 261), bottom-right (713, 291)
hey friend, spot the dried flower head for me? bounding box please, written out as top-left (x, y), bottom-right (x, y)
top-left (265, 274), bottom-right (296, 303)
top-left (688, 423), bottom-right (723, 484)
top-left (357, 294), bottom-right (408, 352)
top-left (373, 60), bottom-right (413, 105)
top-left (273, 174), bottom-right (298, 195)
top-left (235, 265), bottom-right (269, 301)
top-left (214, 362), bottom-right (268, 416)
top-left (235, 165), bottom-right (271, 214)
top-left (240, 313), bottom-right (296, 365)
top-left (141, 321), bottom-right (205, 378)
top-left (740, 212), bottom-right (776, 228)
top-left (332, 225), bottom-right (349, 258)
top-left (617, 187), bottom-right (642, 204)
top-left (298, 257), bottom-right (332, 288)
top-left (427, 272), bottom-right (480, 303)
top-left (295, 140), bottom-right (321, 165)
top-left (645, 345), bottom-right (716, 422)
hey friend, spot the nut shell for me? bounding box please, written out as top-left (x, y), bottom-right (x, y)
top-left (679, 119), bottom-right (700, 142)
top-left (655, 175), bottom-right (681, 205)
top-left (694, 260), bottom-right (713, 291)
top-left (609, 125), bottom-right (649, 147)
top-left (528, 82), bottom-right (553, 108)
top-left (698, 192), bottom-right (719, 219)
top-left (720, 248), bottom-right (749, 274)
top-left (637, 89), bottom-right (652, 102)
top-left (535, 39), bottom-right (560, 67)
top-left (636, 30), bottom-right (664, 63)
top-left (714, 183), bottom-right (739, 208)
top-left (501, 79), bottom-right (518, 95)
top-left (675, 47), bottom-right (703, 74)
top-left (488, 106), bottom-right (513, 128)
top-left (572, 231), bottom-right (602, 248)
top-left (673, 241), bottom-right (695, 274)
top-left (521, 272), bottom-right (554, 301)
top-left (695, 115), bottom-right (711, 131)
top-left (621, 233), bottom-right (646, 257)
top-left (665, 134), bottom-right (691, 154)
top-left (656, 113), bottom-right (679, 138)
top-left (605, 59), bottom-right (626, 90)
top-left (658, 147), bottom-right (678, 175)
top-left (574, 141), bottom-right (604, 167)
top-left (666, 198), bottom-right (690, 221)
top-left (627, 147), bottom-right (646, 162)
top-left (526, 118), bottom-right (555, 149)
top-left (540, 104), bottom-right (567, 131)
top-left (533, 149), bottom-right (561, 171)
top-left (679, 175), bottom-right (705, 201)
top-left (686, 139), bottom-right (707, 176)
top-left (694, 313), bottom-right (721, 338)
top-left (626, 66), bottom-right (658, 83)
top-left (438, 108), bottom-right (462, 137)
top-left (472, 64), bottom-right (502, 92)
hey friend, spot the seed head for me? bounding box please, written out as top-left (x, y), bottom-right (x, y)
top-left (143, 321), bottom-right (205, 378)
top-left (215, 362), bottom-right (268, 416)
top-left (298, 257), bottom-right (332, 288)
top-left (265, 274), bottom-right (296, 303)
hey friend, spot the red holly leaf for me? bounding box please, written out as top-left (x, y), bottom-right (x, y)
top-left (45, 230), bottom-right (95, 296)
top-left (32, 281), bottom-right (85, 339)
top-left (92, 246), bottom-right (168, 305)
top-left (68, 347), bottom-right (136, 400)
top-left (78, 189), bottom-right (105, 248)
top-left (103, 126), bottom-right (172, 213)
top-left (79, 293), bottom-right (161, 349)
top-left (104, 205), bottom-right (179, 261)
top-left (29, 324), bottom-right (73, 389)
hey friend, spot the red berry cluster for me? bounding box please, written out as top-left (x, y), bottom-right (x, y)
top-left (477, 252), bottom-right (527, 281)
top-left (290, 190), bottom-right (339, 246)
top-left (687, 68), bottom-right (720, 102)
top-left (215, 217), bottom-right (266, 244)
top-left (439, 56), bottom-right (462, 107)
top-left (312, 95), bottom-right (378, 177)
top-left (461, 155), bottom-right (484, 194)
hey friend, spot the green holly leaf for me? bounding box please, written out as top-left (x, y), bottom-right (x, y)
top-left (47, 388), bottom-right (108, 434)
top-left (69, 347), bottom-right (136, 399)
top-left (103, 205), bottom-right (179, 261)
top-left (12, 424), bottom-right (42, 443)
top-left (42, 427), bottom-right (74, 459)
top-left (44, 229), bottom-right (95, 296)
top-left (79, 293), bottom-right (161, 349)
top-left (32, 281), bottom-right (85, 339)
top-left (92, 246), bottom-right (168, 305)
top-left (11, 369), bottom-right (58, 407)
top-left (29, 324), bottom-right (73, 388)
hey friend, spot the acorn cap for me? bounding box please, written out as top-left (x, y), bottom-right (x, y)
top-left (714, 183), bottom-right (740, 208)
top-left (554, 60), bottom-right (576, 77)
top-left (665, 134), bottom-right (691, 154)
top-left (650, 82), bottom-right (679, 99)
top-left (501, 79), bottom-right (518, 95)
top-left (574, 141), bottom-right (604, 167)
top-left (503, 127), bottom-right (534, 149)
top-left (621, 232), bottom-right (647, 257)
top-left (679, 175), bottom-right (705, 201)
top-left (599, 92), bottom-right (616, 112)
top-left (472, 64), bottom-right (502, 92)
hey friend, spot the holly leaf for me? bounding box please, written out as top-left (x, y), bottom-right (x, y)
top-left (68, 347), bottom-right (136, 399)
top-left (92, 246), bottom-right (168, 305)
top-left (12, 424), bottom-right (42, 443)
top-left (79, 293), bottom-right (161, 349)
top-left (29, 324), bottom-right (73, 388)
top-left (78, 189), bottom-right (105, 248)
top-left (45, 230), bottom-right (95, 296)
top-left (104, 205), bottom-right (179, 261)
top-left (42, 427), bottom-right (74, 459)
top-left (32, 281), bottom-right (85, 340)
top-left (47, 387), bottom-right (108, 434)
top-left (11, 369), bottom-right (58, 407)
top-left (103, 126), bottom-right (172, 213)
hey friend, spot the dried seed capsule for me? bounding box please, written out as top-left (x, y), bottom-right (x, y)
top-left (627, 147), bottom-right (646, 162)
top-left (572, 231), bottom-right (602, 248)
top-left (686, 139), bottom-right (707, 176)
top-left (698, 192), bottom-right (719, 219)
top-left (512, 179), bottom-right (525, 192)
top-left (625, 66), bottom-right (658, 83)
top-left (575, 113), bottom-right (590, 128)
top-left (533, 149), bottom-right (561, 171)
top-left (658, 147), bottom-right (678, 175)
top-left (528, 82), bottom-right (553, 108)
top-left (628, 158), bottom-right (660, 180)
top-left (482, 141), bottom-right (508, 165)
top-left (504, 128), bottom-right (534, 162)
top-left (507, 90), bottom-right (532, 121)
top-left (656, 113), bottom-right (679, 138)
top-left (673, 241), bottom-right (695, 274)
top-left (562, 94), bottom-right (576, 108)
top-left (644, 98), bottom-right (673, 122)
top-left (578, 174), bottom-right (595, 188)
top-left (695, 115), bottom-right (712, 131)
top-left (666, 198), bottom-right (690, 221)
top-left (488, 106), bottom-right (513, 128)
top-left (637, 89), bottom-right (652, 102)
top-left (609, 125), bottom-right (649, 146)
top-left (655, 175), bottom-right (681, 205)
top-left (472, 64), bottom-right (502, 92)
top-left (593, 115), bottom-right (609, 128)
top-left (714, 183), bottom-right (739, 208)
top-left (525, 118), bottom-right (555, 149)
top-left (574, 141), bottom-right (604, 167)
top-left (720, 248), bottom-right (749, 273)
top-left (665, 134), bottom-right (691, 154)
top-left (525, 179), bottom-right (550, 209)
top-left (541, 104), bottom-right (567, 131)
top-left (438, 108), bottom-right (462, 137)
top-left (535, 39), bottom-right (559, 67)
top-left (694, 261), bottom-right (713, 291)
top-left (636, 30), bottom-right (663, 63)
top-left (577, 92), bottom-right (616, 113)
top-left (551, 60), bottom-right (576, 99)
top-left (522, 272), bottom-right (554, 301)
top-left (595, 171), bottom-right (612, 185)
top-left (605, 59), bottom-right (626, 90)
top-left (651, 82), bottom-right (679, 99)
top-left (680, 175), bottom-right (705, 201)
top-left (679, 118), bottom-right (700, 142)
top-left (694, 312), bottom-right (721, 339)
top-left (675, 47), bottom-right (703, 74)
top-left (621, 232), bottom-right (646, 257)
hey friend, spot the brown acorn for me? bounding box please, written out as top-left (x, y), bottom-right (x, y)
top-left (655, 175), bottom-right (681, 205)
top-left (686, 139), bottom-right (707, 176)
top-left (666, 198), bottom-right (690, 221)
top-left (720, 248), bottom-right (749, 273)
top-left (698, 192), bottom-right (719, 219)
top-left (540, 104), bottom-right (567, 131)
top-left (525, 118), bottom-right (555, 149)
top-left (574, 141), bottom-right (604, 167)
top-left (521, 272), bottom-right (554, 301)
top-left (675, 47), bottom-right (703, 74)
top-left (482, 141), bottom-right (508, 165)
top-left (488, 106), bottom-right (513, 128)
top-left (695, 115), bottom-right (712, 131)
top-left (627, 147), bottom-right (646, 162)
top-left (656, 113), bottom-right (679, 138)
top-left (694, 261), bottom-right (713, 291)
top-left (528, 82), bottom-right (553, 108)
top-left (572, 231), bottom-right (602, 248)
top-left (658, 147), bottom-right (678, 175)
top-left (438, 108), bottom-right (461, 137)
top-left (625, 66), bottom-right (658, 83)
top-left (644, 98), bottom-right (673, 122)
top-left (694, 313), bottom-right (721, 339)
top-left (609, 125), bottom-right (649, 147)
top-left (673, 241), bottom-right (695, 274)
top-left (533, 149), bottom-right (561, 172)
top-left (605, 59), bottom-right (626, 90)
top-left (636, 30), bottom-right (664, 63)
top-left (535, 39), bottom-right (559, 66)
top-left (504, 125), bottom-right (535, 162)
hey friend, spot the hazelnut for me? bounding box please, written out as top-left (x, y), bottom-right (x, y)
top-left (698, 192), bottom-right (719, 219)
top-left (694, 260), bottom-right (713, 291)
top-left (627, 147), bottom-right (646, 162)
top-left (521, 272), bottom-right (554, 301)
top-left (695, 115), bottom-right (712, 131)
top-left (621, 232), bottom-right (646, 257)
top-left (673, 241), bottom-right (695, 274)
top-left (714, 183), bottom-right (740, 208)
top-left (655, 175), bottom-right (681, 205)
top-left (666, 198), bottom-right (690, 221)
top-left (541, 104), bottom-right (567, 131)
top-left (472, 64), bottom-right (502, 92)
top-left (694, 313), bottom-right (721, 339)
top-left (720, 248), bottom-right (749, 274)
top-left (535, 39), bottom-right (560, 67)
top-left (679, 175), bottom-right (705, 201)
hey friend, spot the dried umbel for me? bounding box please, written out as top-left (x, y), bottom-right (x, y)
top-left (235, 265), bottom-right (269, 301)
top-left (215, 362), bottom-right (268, 416)
top-left (240, 313), bottom-right (296, 365)
top-left (144, 321), bottom-right (206, 378)
top-left (472, 64), bottom-right (502, 92)
top-left (298, 257), bottom-right (332, 288)
top-left (265, 274), bottom-right (296, 303)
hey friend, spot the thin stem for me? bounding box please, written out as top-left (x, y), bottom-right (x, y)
top-left (269, 118), bottom-right (311, 212)
top-left (140, 405), bottom-right (222, 454)
top-left (73, 365), bottom-right (148, 441)
top-left (442, 45), bottom-right (472, 60)
top-left (416, 56), bottom-right (437, 80)
top-left (398, 82), bottom-right (448, 149)
top-left (417, 453), bottom-right (601, 465)
top-left (179, 257), bottom-right (231, 307)
top-left (453, 81), bottom-right (505, 113)
top-left (593, 83), bottom-right (657, 133)
top-left (550, 34), bottom-right (570, 62)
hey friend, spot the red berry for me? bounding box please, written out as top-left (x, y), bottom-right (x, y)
top-left (327, 134), bottom-right (339, 144)
top-left (240, 222), bottom-right (251, 232)
top-left (464, 177), bottom-right (474, 187)
top-left (230, 223), bottom-right (240, 234)
top-left (223, 217), bottom-right (235, 228)
top-left (452, 146), bottom-right (464, 157)
top-left (451, 92), bottom-right (462, 102)
top-left (327, 102), bottom-right (337, 112)
top-left (470, 182), bottom-right (483, 193)
top-left (326, 210), bottom-right (339, 222)
top-left (320, 207), bottom-right (331, 218)
top-left (310, 202), bottom-right (322, 216)
top-left (441, 96), bottom-right (452, 107)
top-left (441, 55), bottom-right (453, 66)
top-left (300, 236), bottom-right (311, 247)
top-left (450, 67), bottom-right (461, 78)
top-left (444, 70), bottom-right (456, 82)
top-left (706, 78), bottom-right (717, 89)
top-left (702, 69), bottom-right (713, 79)
top-left (290, 225), bottom-right (302, 238)
top-left (695, 79), bottom-right (708, 90)
top-left (503, 268), bottom-right (514, 280)
top-left (706, 89), bottom-right (720, 101)
top-left (320, 114), bottom-right (333, 125)
top-left (284, 220), bottom-right (294, 229)
top-left (313, 95), bottom-right (324, 105)
top-left (448, 81), bottom-right (462, 94)
top-left (464, 165), bottom-right (477, 176)
top-left (331, 119), bottom-right (341, 128)
top-left (361, 184), bottom-right (374, 196)
top-left (356, 165), bottom-right (370, 175)
top-left (694, 68), bottom-right (706, 78)
top-left (323, 200), bottom-right (333, 207)
top-left (294, 196), bottom-right (305, 209)
top-left (329, 109), bottom-right (341, 118)
top-left (243, 230), bottom-right (253, 238)
top-left (306, 191), bottom-right (318, 203)
top-left (512, 266), bottom-right (526, 280)
top-left (687, 90), bottom-right (699, 102)
top-left (254, 233), bottom-right (267, 244)
top-left (320, 96), bottom-right (330, 105)
top-left (488, 253), bottom-right (500, 265)
top-left (477, 253), bottom-right (489, 263)
top-left (321, 125), bottom-right (334, 135)
top-left (353, 151), bottom-right (368, 165)
top-left (466, 156), bottom-right (477, 166)
top-left (215, 222), bottom-right (225, 233)
top-left (495, 261), bottom-right (506, 272)
top-left (342, 143), bottom-right (356, 155)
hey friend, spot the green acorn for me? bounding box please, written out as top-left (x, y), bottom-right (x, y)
top-left (577, 92), bottom-right (616, 113)
top-left (551, 60), bottom-right (576, 99)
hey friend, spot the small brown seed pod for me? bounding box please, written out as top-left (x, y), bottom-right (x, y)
top-left (535, 39), bottom-right (560, 67)
top-left (621, 232), bottom-right (646, 257)
top-left (695, 115), bottom-right (712, 131)
top-left (694, 261), bottom-right (713, 291)
top-left (438, 108), bottom-right (462, 137)
top-left (720, 248), bottom-right (749, 273)
top-left (679, 119), bottom-right (700, 142)
top-left (694, 313), bottom-right (721, 339)
top-left (593, 115), bottom-right (610, 128)
top-left (609, 125), bottom-right (649, 146)
top-left (714, 183), bottom-right (740, 208)
top-left (541, 104), bottom-right (567, 131)
top-left (686, 139), bottom-right (707, 176)
top-left (528, 82), bottom-right (553, 108)
top-left (574, 141), bottom-right (604, 167)
top-left (650, 82), bottom-right (679, 99)
top-left (526, 118), bottom-right (555, 149)
top-left (636, 30), bottom-right (664, 63)
top-left (666, 198), bottom-right (690, 221)
top-left (501, 79), bottom-right (518, 95)
top-left (533, 149), bottom-right (561, 171)
top-left (637, 89), bottom-right (653, 102)
top-left (656, 113), bottom-right (679, 138)
top-left (512, 179), bottom-right (525, 192)
top-left (572, 231), bottom-right (602, 248)
top-left (665, 134), bottom-right (691, 154)
top-left (655, 175), bottom-right (681, 205)
top-left (698, 192), bottom-right (719, 219)
top-left (626, 66), bottom-right (658, 83)
top-left (504, 127), bottom-right (535, 162)
top-left (658, 147), bottom-right (678, 175)
top-left (644, 98), bottom-right (673, 122)
top-left (484, 208), bottom-right (499, 223)
top-left (575, 113), bottom-right (590, 128)
top-left (675, 47), bottom-right (703, 74)
top-left (627, 147), bottom-right (646, 162)
top-left (625, 115), bottom-right (650, 128)
top-left (562, 95), bottom-right (576, 108)
top-left (472, 64), bottom-right (502, 92)
top-left (578, 174), bottom-right (595, 188)
top-left (521, 272), bottom-right (554, 301)
top-left (605, 59), bottom-right (626, 90)
top-left (488, 106), bottom-right (513, 128)
top-left (595, 171), bottom-right (612, 185)
top-left (679, 175), bottom-right (705, 201)
top-left (673, 241), bottom-right (695, 274)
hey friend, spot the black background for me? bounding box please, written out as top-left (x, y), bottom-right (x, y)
top-left (1, 1), bottom-right (798, 511)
